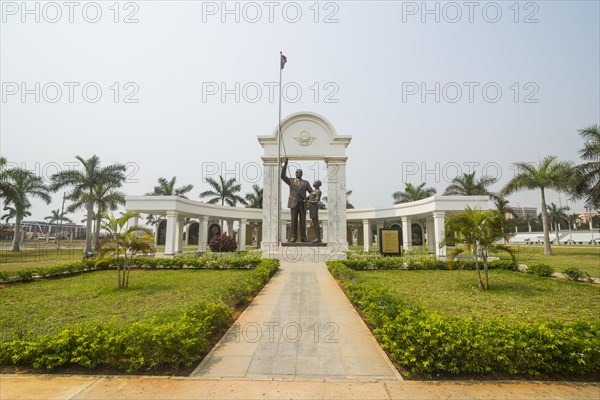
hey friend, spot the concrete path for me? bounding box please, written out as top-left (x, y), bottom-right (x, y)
top-left (191, 261), bottom-right (401, 380)
top-left (2, 375), bottom-right (599, 399)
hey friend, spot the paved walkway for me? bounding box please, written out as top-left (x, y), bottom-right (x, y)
top-left (2, 375), bottom-right (599, 399)
top-left (191, 261), bottom-right (401, 380)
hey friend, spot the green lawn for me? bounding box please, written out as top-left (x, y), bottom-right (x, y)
top-left (357, 269), bottom-right (600, 324)
top-left (0, 269), bottom-right (250, 340)
top-left (0, 241), bottom-right (86, 271)
top-left (506, 245), bottom-right (600, 278)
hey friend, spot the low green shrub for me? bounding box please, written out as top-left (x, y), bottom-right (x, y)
top-left (526, 263), bottom-right (555, 277)
top-left (563, 267), bottom-right (593, 282)
top-left (327, 261), bottom-right (600, 378)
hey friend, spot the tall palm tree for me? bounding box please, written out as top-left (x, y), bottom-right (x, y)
top-left (5, 169), bottom-right (51, 251)
top-left (393, 183), bottom-right (437, 204)
top-left (147, 176), bottom-right (193, 198)
top-left (443, 172), bottom-right (497, 196)
top-left (546, 202), bottom-right (570, 244)
top-left (44, 209), bottom-right (73, 241)
top-left (244, 184), bottom-right (263, 209)
top-left (571, 125), bottom-right (599, 210)
top-left (501, 156), bottom-right (573, 255)
top-left (199, 175), bottom-right (247, 206)
top-left (92, 182), bottom-right (125, 250)
top-left (322, 190), bottom-right (354, 209)
top-left (50, 155), bottom-right (126, 254)
top-left (0, 157), bottom-right (18, 203)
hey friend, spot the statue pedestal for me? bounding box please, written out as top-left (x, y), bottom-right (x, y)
top-left (261, 242), bottom-right (346, 265)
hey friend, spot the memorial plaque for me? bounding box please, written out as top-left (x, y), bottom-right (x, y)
top-left (379, 228), bottom-right (401, 255)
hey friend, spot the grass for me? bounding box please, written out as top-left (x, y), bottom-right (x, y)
top-left (0, 241), bottom-right (86, 271)
top-left (356, 269), bottom-right (600, 324)
top-left (505, 245), bottom-right (600, 278)
top-left (0, 269), bottom-right (251, 340)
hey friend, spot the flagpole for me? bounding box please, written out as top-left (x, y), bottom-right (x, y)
top-left (277, 51), bottom-right (283, 245)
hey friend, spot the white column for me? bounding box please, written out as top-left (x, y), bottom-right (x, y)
top-left (325, 158), bottom-right (348, 250)
top-left (401, 216), bottom-right (412, 252)
top-left (165, 211), bottom-right (178, 255)
top-left (227, 220), bottom-right (234, 237)
top-left (239, 219), bottom-right (247, 251)
top-left (362, 219), bottom-right (371, 252)
top-left (176, 217), bottom-right (184, 253)
top-left (376, 221), bottom-right (384, 245)
top-left (128, 216), bottom-right (139, 228)
top-left (322, 223), bottom-right (328, 242)
top-left (197, 216), bottom-right (209, 253)
top-left (261, 159), bottom-right (279, 251)
top-left (426, 218), bottom-right (435, 253)
top-left (433, 211), bottom-right (446, 258)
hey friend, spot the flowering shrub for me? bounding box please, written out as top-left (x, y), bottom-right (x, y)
top-left (209, 235), bottom-right (237, 252)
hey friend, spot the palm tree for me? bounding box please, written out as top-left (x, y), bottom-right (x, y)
top-left (92, 182), bottom-right (125, 250)
top-left (393, 183), bottom-right (437, 204)
top-left (5, 169), bottom-right (51, 251)
top-left (571, 125), bottom-right (599, 210)
top-left (546, 202), bottom-right (569, 245)
top-left (199, 175), bottom-right (247, 206)
top-left (501, 156), bottom-right (573, 255)
top-left (443, 172), bottom-right (497, 196)
top-left (44, 209), bottom-right (73, 242)
top-left (322, 190), bottom-right (354, 209)
top-left (99, 211), bottom-right (155, 289)
top-left (0, 157), bottom-right (18, 203)
top-left (147, 176), bottom-right (193, 198)
top-left (50, 155), bottom-right (126, 254)
top-left (244, 184), bottom-right (263, 209)
top-left (444, 207), bottom-right (514, 290)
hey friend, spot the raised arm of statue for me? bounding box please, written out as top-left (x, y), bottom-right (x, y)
top-left (281, 158), bottom-right (290, 185)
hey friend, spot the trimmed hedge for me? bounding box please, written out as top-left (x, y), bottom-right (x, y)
top-left (338, 256), bottom-right (517, 272)
top-left (327, 261), bottom-right (600, 378)
top-left (0, 253), bottom-right (263, 284)
top-left (526, 263), bottom-right (555, 277)
top-left (0, 259), bottom-right (279, 373)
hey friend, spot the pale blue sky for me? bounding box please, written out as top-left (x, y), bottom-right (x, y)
top-left (1, 1), bottom-right (599, 221)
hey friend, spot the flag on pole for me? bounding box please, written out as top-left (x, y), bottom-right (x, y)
top-left (280, 53), bottom-right (287, 70)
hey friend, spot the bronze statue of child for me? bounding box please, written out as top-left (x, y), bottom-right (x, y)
top-left (306, 180), bottom-right (322, 243)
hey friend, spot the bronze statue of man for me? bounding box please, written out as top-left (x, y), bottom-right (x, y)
top-left (281, 158), bottom-right (313, 242)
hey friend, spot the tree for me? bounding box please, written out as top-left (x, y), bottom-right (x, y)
top-left (571, 125), bottom-right (600, 210)
top-left (502, 156), bottom-right (573, 255)
top-left (443, 172), bottom-right (497, 196)
top-left (4, 169), bottom-right (51, 251)
top-left (92, 182), bottom-right (125, 250)
top-left (244, 184), bottom-right (263, 209)
top-left (50, 155), bottom-right (126, 254)
top-left (546, 202), bottom-right (570, 244)
top-left (443, 207), bottom-right (514, 290)
top-left (99, 211), bottom-right (155, 289)
top-left (199, 175), bottom-right (247, 206)
top-left (493, 196), bottom-right (515, 240)
top-left (44, 209), bottom-right (73, 242)
top-left (147, 176), bottom-right (193, 198)
top-left (393, 183), bottom-right (437, 204)
top-left (0, 157), bottom-right (18, 204)
top-left (322, 190), bottom-right (354, 209)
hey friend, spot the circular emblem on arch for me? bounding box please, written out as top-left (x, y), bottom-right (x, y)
top-left (294, 130), bottom-right (315, 146)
